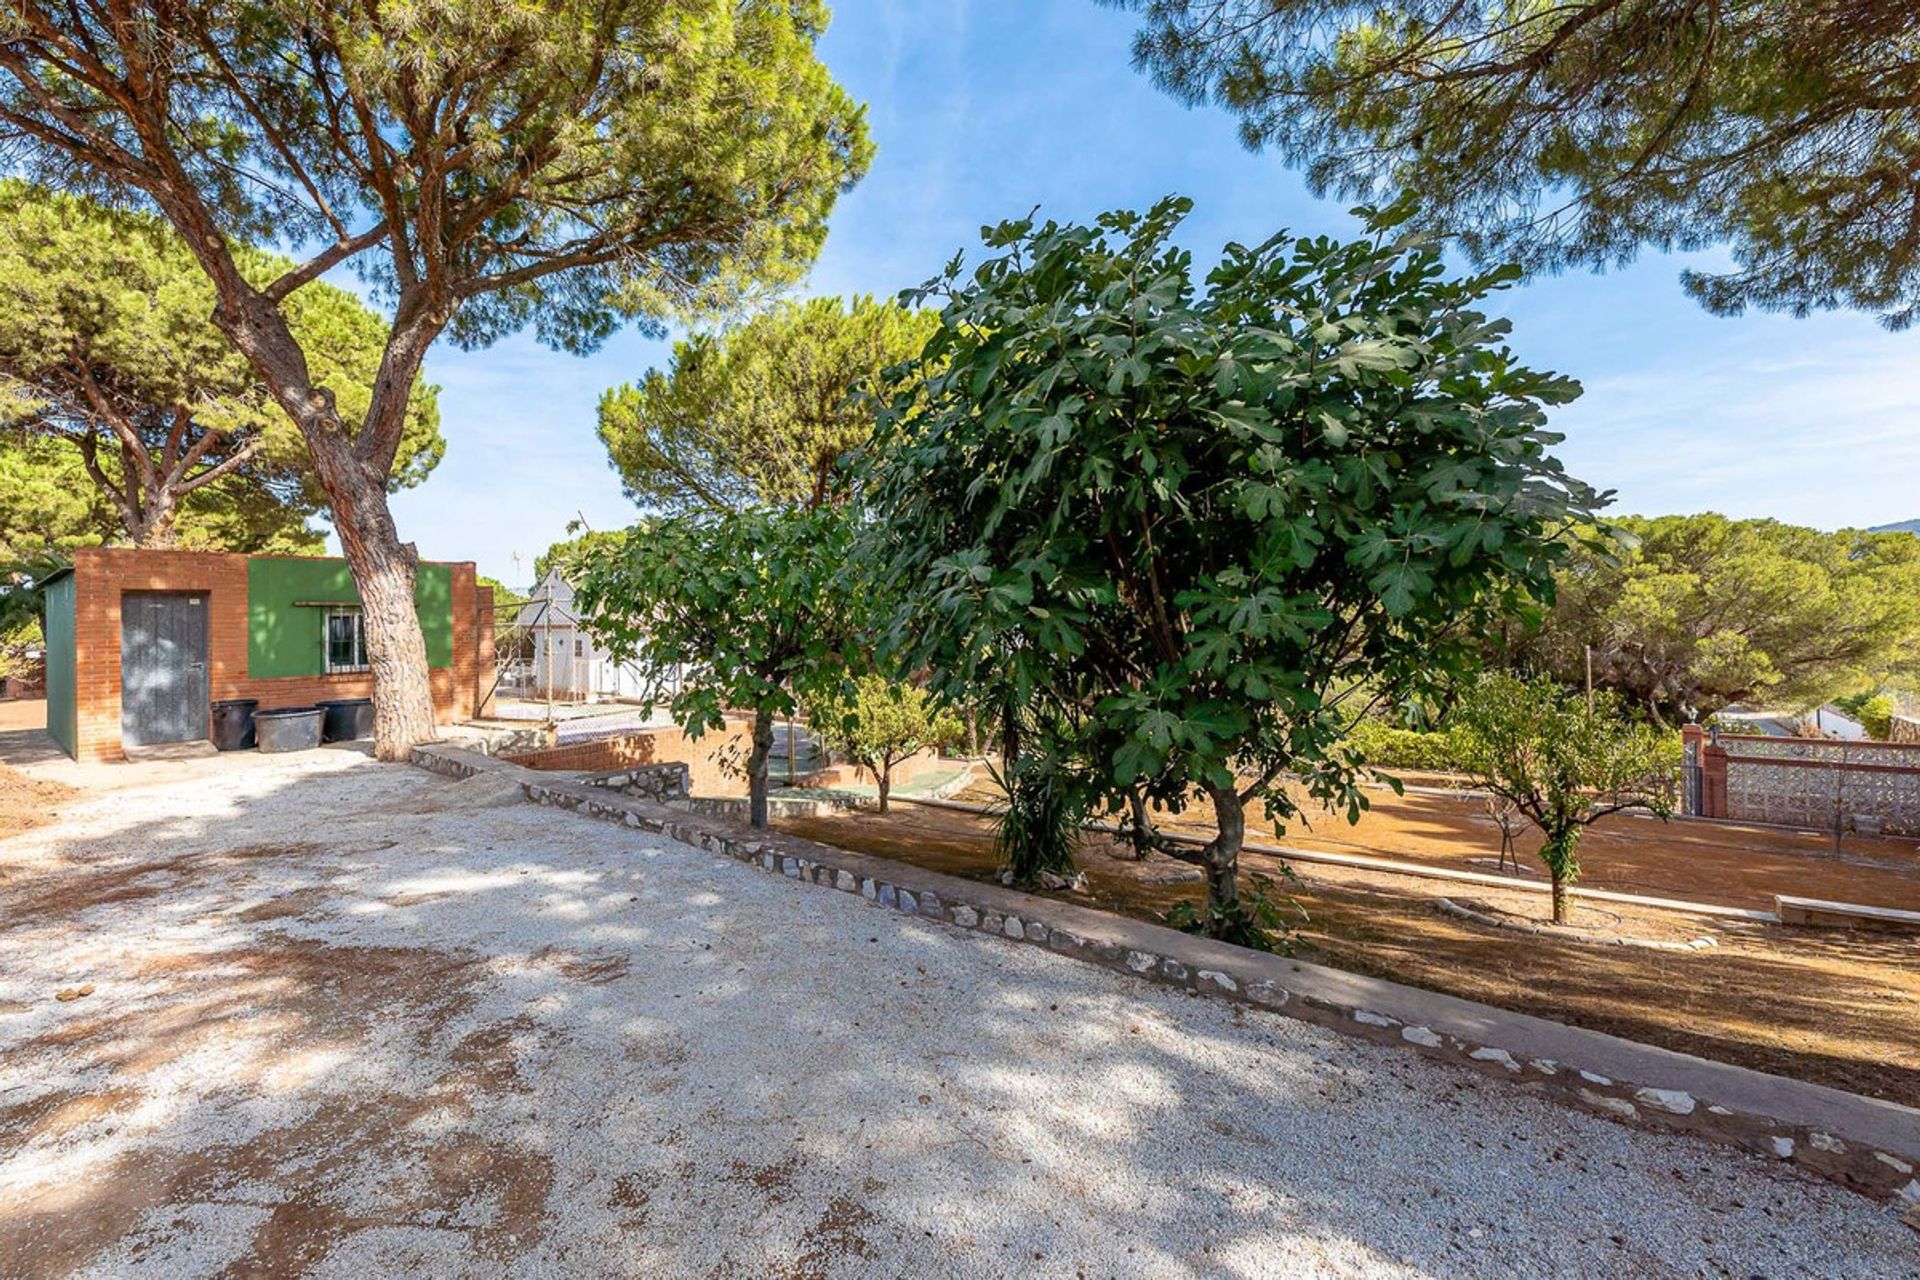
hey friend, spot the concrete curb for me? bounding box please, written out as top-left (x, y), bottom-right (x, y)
top-left (413, 742), bottom-right (1920, 1203)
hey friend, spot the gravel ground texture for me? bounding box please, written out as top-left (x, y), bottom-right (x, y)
top-left (0, 749), bottom-right (1914, 1278)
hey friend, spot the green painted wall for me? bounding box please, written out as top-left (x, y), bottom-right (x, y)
top-left (246, 558), bottom-right (452, 678)
top-left (43, 573), bottom-right (76, 758)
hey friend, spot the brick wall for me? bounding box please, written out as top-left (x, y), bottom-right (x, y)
top-left (506, 717), bottom-right (757, 794)
top-left (805, 747), bottom-right (946, 790)
top-left (68, 547), bottom-right (492, 762)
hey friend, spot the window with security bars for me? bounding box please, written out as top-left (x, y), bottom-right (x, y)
top-left (325, 609), bottom-right (368, 673)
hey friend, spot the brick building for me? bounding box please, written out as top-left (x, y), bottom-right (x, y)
top-left (41, 548), bottom-right (494, 761)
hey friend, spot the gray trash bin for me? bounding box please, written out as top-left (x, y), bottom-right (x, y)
top-left (254, 706), bottom-right (324, 753)
top-left (211, 698), bottom-right (259, 751)
top-left (317, 697), bottom-right (374, 742)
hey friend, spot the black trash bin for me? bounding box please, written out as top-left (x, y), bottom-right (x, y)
top-left (255, 706), bottom-right (324, 753)
top-left (316, 697), bottom-right (375, 743)
top-left (210, 698), bottom-right (260, 751)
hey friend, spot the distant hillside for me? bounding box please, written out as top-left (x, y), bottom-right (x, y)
top-left (1871, 519), bottom-right (1920, 534)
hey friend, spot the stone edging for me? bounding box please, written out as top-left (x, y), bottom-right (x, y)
top-left (1431, 897), bottom-right (1719, 952)
top-left (411, 742), bottom-right (1920, 1204)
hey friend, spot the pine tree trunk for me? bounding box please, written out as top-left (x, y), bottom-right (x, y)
top-left (127, 502), bottom-right (178, 549)
top-left (747, 707), bottom-right (775, 830)
top-left (1203, 782), bottom-right (1244, 933)
top-left (323, 448), bottom-right (437, 762)
top-left (204, 284), bottom-right (446, 764)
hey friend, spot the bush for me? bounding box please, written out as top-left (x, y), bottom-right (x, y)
top-left (1343, 719), bottom-right (1462, 772)
top-left (989, 757), bottom-right (1083, 885)
top-left (1834, 692), bottom-right (1897, 740)
top-left (1165, 870), bottom-right (1307, 954)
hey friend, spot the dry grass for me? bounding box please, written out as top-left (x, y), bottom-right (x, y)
top-left (779, 798), bottom-right (1920, 1108)
top-left (950, 775), bottom-right (1920, 914)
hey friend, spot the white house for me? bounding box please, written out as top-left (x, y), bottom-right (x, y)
top-left (515, 567), bottom-right (680, 702)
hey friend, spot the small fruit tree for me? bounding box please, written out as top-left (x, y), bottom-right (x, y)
top-left (861, 197), bottom-right (1602, 947)
top-left (811, 675), bottom-right (958, 813)
top-left (571, 507), bottom-right (860, 830)
top-left (1451, 673), bottom-right (1677, 923)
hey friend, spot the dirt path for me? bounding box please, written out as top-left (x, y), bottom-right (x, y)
top-left (782, 802), bottom-right (1920, 1109)
top-left (2, 753), bottom-right (1914, 1276)
top-left (0, 761), bottom-right (75, 843)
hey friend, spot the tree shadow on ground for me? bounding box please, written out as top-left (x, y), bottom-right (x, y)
top-left (0, 754), bottom-right (1910, 1278)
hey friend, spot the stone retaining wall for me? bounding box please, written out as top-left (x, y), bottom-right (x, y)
top-left (682, 792), bottom-right (863, 821)
top-left (447, 723), bottom-right (556, 757)
top-left (578, 762), bottom-right (691, 804)
top-left (412, 742), bottom-right (1920, 1205)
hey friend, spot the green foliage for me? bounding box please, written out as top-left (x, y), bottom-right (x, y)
top-left (535, 531), bottom-right (630, 586)
top-left (0, 182), bottom-right (439, 549)
top-left (600, 296), bottom-right (937, 513)
top-left (1451, 673), bottom-right (1677, 922)
top-left (1, 3), bottom-right (872, 355)
top-left (1493, 514), bottom-right (1920, 723)
top-left (571, 506), bottom-right (863, 827)
top-left (0, 1), bottom-right (872, 755)
top-left (1343, 719), bottom-right (1461, 772)
top-left (1111, 1), bottom-right (1920, 326)
top-left (860, 195), bottom-right (1602, 942)
top-left (0, 552), bottom-right (62, 632)
top-left (0, 634), bottom-right (33, 687)
top-left (0, 434), bottom-right (111, 557)
top-left (0, 551), bottom-right (65, 678)
top-left (988, 756), bottom-right (1086, 885)
top-left (1165, 871), bottom-right (1306, 954)
top-left (810, 674), bottom-right (959, 811)
top-left (1834, 691), bottom-right (1898, 740)
top-left (476, 576), bottom-right (524, 609)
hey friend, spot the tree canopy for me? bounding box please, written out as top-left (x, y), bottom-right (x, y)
top-left (534, 530), bottom-right (628, 587)
top-left (1109, 1), bottom-right (1920, 325)
top-left (599, 296), bottom-right (935, 513)
top-left (0, 0), bottom-right (872, 757)
top-left (861, 197), bottom-right (1603, 944)
top-left (0, 183), bottom-right (440, 549)
top-left (1494, 513), bottom-right (1920, 723)
top-left (572, 506), bottom-right (864, 829)
top-left (0, 434), bottom-right (111, 559)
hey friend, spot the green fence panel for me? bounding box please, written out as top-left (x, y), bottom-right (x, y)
top-left (42, 573), bottom-right (76, 757)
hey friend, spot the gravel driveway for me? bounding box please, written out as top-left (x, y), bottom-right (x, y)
top-left (0, 750), bottom-right (1912, 1277)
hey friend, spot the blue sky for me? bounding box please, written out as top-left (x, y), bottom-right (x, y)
top-left (371, 0), bottom-right (1920, 587)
